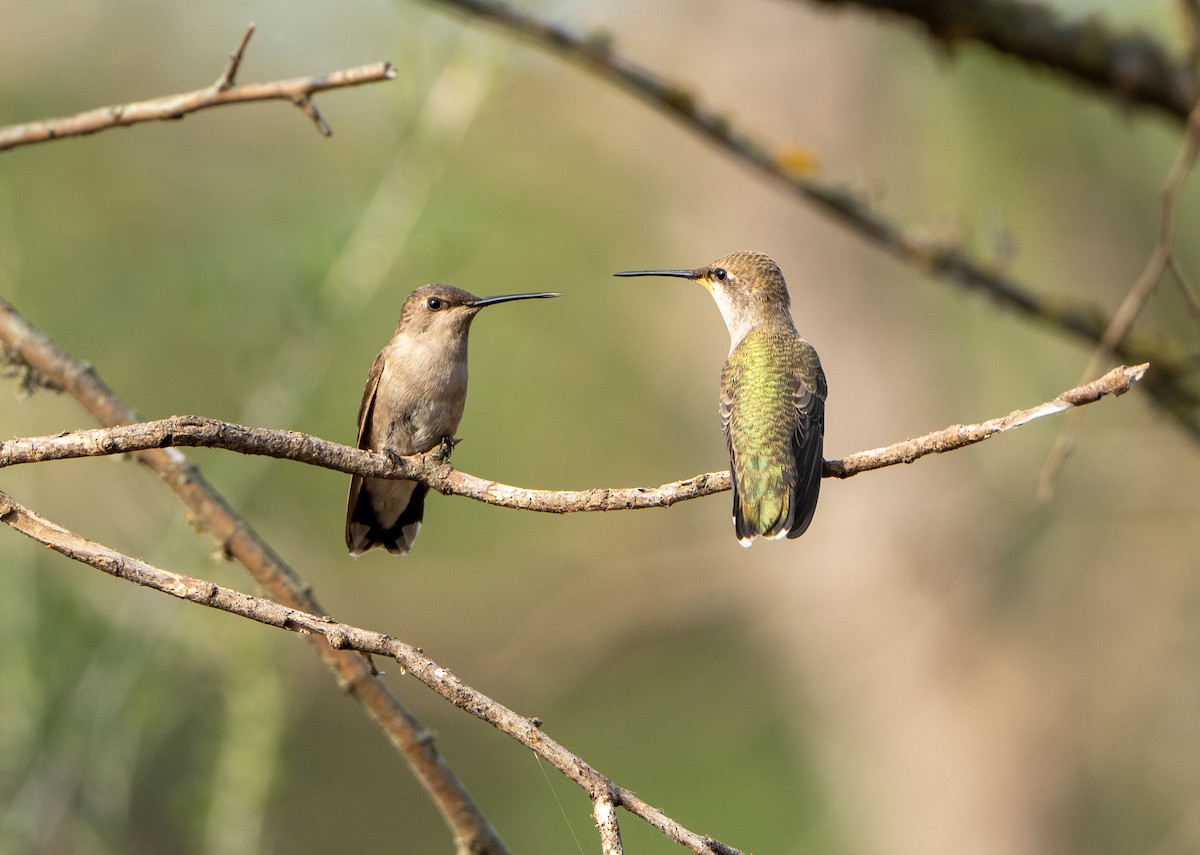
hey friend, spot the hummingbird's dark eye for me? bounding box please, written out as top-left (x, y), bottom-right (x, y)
top-left (713, 267), bottom-right (728, 282)
top-left (425, 297), bottom-right (444, 311)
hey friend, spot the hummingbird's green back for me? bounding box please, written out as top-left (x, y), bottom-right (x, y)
top-left (720, 327), bottom-right (826, 543)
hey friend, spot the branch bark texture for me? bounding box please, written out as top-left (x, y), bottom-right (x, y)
top-left (807, 0), bottom-right (1199, 122)
top-left (0, 364), bottom-right (1149, 507)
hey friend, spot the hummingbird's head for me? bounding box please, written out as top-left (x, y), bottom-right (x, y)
top-left (615, 251), bottom-right (793, 348)
top-left (396, 284), bottom-right (559, 338)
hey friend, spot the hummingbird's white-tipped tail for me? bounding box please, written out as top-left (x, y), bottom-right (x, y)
top-left (346, 477), bottom-right (425, 556)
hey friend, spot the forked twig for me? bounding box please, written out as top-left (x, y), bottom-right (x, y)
top-left (0, 24), bottom-right (395, 150)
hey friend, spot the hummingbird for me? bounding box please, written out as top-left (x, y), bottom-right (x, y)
top-left (346, 284), bottom-right (559, 556)
top-left (615, 251), bottom-right (826, 545)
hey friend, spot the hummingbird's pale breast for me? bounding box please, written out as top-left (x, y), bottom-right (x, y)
top-left (371, 333), bottom-right (470, 456)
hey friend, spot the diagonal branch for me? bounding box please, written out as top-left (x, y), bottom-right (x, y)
top-left (0, 301), bottom-right (507, 854)
top-left (0, 24), bottom-right (396, 150)
top-left (409, 0), bottom-right (1200, 440)
top-left (0, 489), bottom-right (744, 855)
top-left (0, 365), bottom-right (1149, 509)
top-left (426, 0), bottom-right (1199, 124)
top-left (803, 0), bottom-right (1199, 122)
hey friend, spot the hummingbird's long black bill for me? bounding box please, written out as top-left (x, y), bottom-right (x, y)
top-left (613, 269), bottom-right (698, 280)
top-left (465, 292), bottom-right (560, 308)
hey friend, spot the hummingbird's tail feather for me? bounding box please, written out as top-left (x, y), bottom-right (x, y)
top-left (730, 455), bottom-right (793, 545)
top-left (731, 430), bottom-right (823, 544)
top-left (345, 476), bottom-right (426, 556)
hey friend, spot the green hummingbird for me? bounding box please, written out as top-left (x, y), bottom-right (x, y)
top-left (615, 251), bottom-right (827, 544)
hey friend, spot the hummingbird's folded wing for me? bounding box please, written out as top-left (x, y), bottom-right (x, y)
top-left (355, 350), bottom-right (387, 447)
top-left (786, 375), bottom-right (824, 540)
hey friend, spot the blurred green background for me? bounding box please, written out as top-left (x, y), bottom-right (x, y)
top-left (2, 1), bottom-right (1199, 853)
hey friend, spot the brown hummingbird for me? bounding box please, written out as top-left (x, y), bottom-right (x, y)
top-left (615, 251), bottom-right (826, 544)
top-left (346, 284), bottom-right (559, 556)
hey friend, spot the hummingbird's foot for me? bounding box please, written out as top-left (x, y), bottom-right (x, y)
top-left (382, 448), bottom-right (408, 467)
top-left (434, 435), bottom-right (462, 463)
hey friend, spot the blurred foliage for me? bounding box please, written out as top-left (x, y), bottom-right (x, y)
top-left (2, 1), bottom-right (1199, 854)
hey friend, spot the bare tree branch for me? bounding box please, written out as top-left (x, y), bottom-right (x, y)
top-left (0, 24), bottom-right (396, 151)
top-left (0, 489), bottom-right (744, 855)
top-left (409, 0), bottom-right (1200, 440)
top-left (825, 362), bottom-right (1148, 478)
top-left (426, 0), bottom-right (1200, 124)
top-left (0, 365), bottom-right (1149, 508)
top-left (804, 0), bottom-right (1199, 122)
top-left (0, 298), bottom-right (508, 855)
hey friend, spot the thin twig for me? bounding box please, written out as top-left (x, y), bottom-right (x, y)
top-left (0, 365), bottom-right (1149, 508)
top-left (410, 0), bottom-right (1199, 439)
top-left (0, 489), bottom-right (744, 855)
top-left (0, 298), bottom-right (508, 855)
top-left (826, 363), bottom-right (1149, 477)
top-left (1100, 99), bottom-right (1200, 350)
top-left (0, 25), bottom-right (395, 150)
top-left (1167, 256), bottom-right (1200, 315)
top-left (1039, 96), bottom-right (1200, 498)
top-left (215, 23), bottom-right (257, 89)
